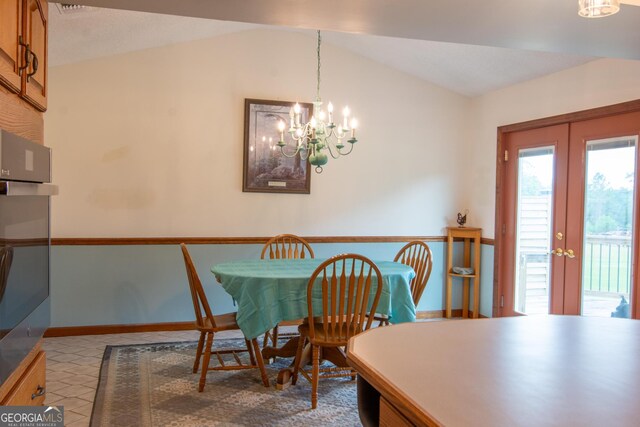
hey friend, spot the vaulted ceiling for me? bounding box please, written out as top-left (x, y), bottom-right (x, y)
top-left (50, 1), bottom-right (640, 97)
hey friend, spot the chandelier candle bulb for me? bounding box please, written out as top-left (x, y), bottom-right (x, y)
top-left (277, 120), bottom-right (286, 143)
top-left (310, 117), bottom-right (317, 139)
top-left (350, 118), bottom-right (358, 139)
top-left (328, 102), bottom-right (334, 123)
top-left (294, 103), bottom-right (301, 126)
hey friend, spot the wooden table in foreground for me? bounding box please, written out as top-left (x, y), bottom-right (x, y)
top-left (347, 316), bottom-right (640, 427)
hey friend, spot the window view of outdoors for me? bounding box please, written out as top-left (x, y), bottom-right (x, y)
top-left (514, 139), bottom-right (637, 317)
top-left (582, 138), bottom-right (636, 318)
top-left (514, 148), bottom-right (554, 315)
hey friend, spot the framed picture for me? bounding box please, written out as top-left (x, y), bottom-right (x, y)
top-left (243, 99), bottom-right (313, 194)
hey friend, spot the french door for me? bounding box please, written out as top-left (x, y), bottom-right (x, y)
top-left (498, 111), bottom-right (640, 319)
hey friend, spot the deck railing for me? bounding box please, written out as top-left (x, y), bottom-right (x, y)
top-left (518, 234), bottom-right (632, 297)
top-left (583, 235), bottom-right (631, 295)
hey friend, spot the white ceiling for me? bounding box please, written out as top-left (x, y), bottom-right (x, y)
top-left (57, 0), bottom-right (640, 59)
top-left (49, 5), bottom-right (596, 97)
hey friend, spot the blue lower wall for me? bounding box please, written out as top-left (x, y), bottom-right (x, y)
top-left (50, 242), bottom-right (494, 327)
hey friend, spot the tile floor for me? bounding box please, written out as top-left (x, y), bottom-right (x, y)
top-left (43, 322), bottom-right (442, 426)
top-left (42, 329), bottom-right (247, 427)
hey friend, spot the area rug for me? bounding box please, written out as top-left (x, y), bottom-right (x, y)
top-left (90, 339), bottom-right (361, 426)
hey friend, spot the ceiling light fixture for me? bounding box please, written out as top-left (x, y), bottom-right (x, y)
top-left (276, 30), bottom-right (358, 174)
top-left (578, 0), bottom-right (621, 17)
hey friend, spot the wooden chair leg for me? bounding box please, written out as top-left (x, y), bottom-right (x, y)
top-left (311, 344), bottom-right (320, 409)
top-left (193, 331), bottom-right (205, 373)
top-left (291, 335), bottom-right (306, 385)
top-left (198, 332), bottom-right (214, 392)
top-left (272, 325), bottom-right (279, 346)
top-left (262, 330), bottom-right (272, 349)
top-left (245, 339), bottom-right (257, 366)
top-left (251, 338), bottom-right (270, 388)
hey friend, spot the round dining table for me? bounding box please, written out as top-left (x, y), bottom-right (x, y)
top-left (347, 315), bottom-right (640, 426)
top-left (211, 258), bottom-right (416, 341)
top-left (212, 257), bottom-right (416, 388)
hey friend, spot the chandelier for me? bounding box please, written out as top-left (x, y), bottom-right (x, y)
top-left (276, 31), bottom-right (358, 173)
top-left (578, 0), bottom-right (620, 17)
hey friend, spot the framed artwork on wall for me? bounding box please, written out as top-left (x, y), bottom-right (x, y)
top-left (243, 99), bottom-right (313, 194)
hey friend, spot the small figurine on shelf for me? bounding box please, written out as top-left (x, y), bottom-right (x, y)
top-left (456, 209), bottom-right (469, 227)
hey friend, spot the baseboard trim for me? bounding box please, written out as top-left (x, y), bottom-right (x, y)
top-left (417, 309), bottom-right (488, 319)
top-left (44, 321), bottom-right (195, 337)
top-left (416, 310), bottom-right (444, 319)
top-left (45, 312), bottom-right (487, 337)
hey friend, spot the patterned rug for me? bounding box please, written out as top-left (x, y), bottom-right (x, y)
top-left (90, 339), bottom-right (361, 426)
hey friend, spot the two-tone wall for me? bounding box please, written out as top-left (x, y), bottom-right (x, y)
top-left (46, 30), bottom-right (478, 328)
top-left (50, 241), bottom-right (495, 327)
top-left (46, 28), bottom-right (640, 329)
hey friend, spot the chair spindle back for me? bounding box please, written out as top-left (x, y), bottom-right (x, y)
top-left (261, 234), bottom-right (315, 260)
top-left (307, 254), bottom-right (383, 342)
top-left (394, 241), bottom-right (433, 306)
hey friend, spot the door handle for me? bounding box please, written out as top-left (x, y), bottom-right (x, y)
top-left (31, 385), bottom-right (45, 400)
top-left (26, 50), bottom-right (38, 82)
top-left (550, 248), bottom-right (575, 258)
top-left (18, 36), bottom-right (31, 76)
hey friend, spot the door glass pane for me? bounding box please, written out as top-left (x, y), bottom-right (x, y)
top-left (514, 147), bottom-right (555, 315)
top-left (582, 136), bottom-right (637, 318)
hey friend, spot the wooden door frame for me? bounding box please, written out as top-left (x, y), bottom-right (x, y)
top-left (499, 124), bottom-right (570, 317)
top-left (493, 99), bottom-right (640, 317)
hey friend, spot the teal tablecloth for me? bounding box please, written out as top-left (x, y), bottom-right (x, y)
top-left (211, 258), bottom-right (416, 340)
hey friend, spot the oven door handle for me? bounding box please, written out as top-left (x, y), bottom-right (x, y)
top-left (0, 182), bottom-right (58, 196)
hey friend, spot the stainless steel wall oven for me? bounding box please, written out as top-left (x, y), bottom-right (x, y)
top-left (0, 129), bottom-right (57, 385)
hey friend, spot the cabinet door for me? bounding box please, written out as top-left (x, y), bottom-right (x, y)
top-left (0, 0), bottom-right (22, 93)
top-left (20, 0), bottom-right (47, 111)
top-left (2, 352), bottom-right (46, 406)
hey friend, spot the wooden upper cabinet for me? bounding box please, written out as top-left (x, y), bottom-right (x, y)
top-left (0, 0), bottom-right (47, 110)
top-left (0, 0), bottom-right (22, 93)
top-left (20, 0), bottom-right (47, 111)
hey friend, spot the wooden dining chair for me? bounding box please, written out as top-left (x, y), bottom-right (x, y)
top-left (396, 240), bottom-right (433, 306)
top-left (376, 240), bottom-right (433, 325)
top-left (180, 243), bottom-right (269, 391)
top-left (291, 254), bottom-right (383, 409)
top-left (261, 233), bottom-right (315, 260)
top-left (261, 234), bottom-right (314, 349)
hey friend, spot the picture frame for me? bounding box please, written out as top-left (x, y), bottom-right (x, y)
top-left (243, 99), bottom-right (313, 194)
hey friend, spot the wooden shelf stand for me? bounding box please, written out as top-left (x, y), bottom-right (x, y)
top-left (446, 227), bottom-right (482, 318)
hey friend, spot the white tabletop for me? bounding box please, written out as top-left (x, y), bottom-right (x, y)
top-left (347, 316), bottom-right (640, 427)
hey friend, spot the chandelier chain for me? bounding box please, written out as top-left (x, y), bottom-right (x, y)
top-left (316, 30), bottom-right (321, 101)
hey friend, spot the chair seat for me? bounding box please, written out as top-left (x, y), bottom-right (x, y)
top-left (372, 313), bottom-right (389, 321)
top-left (298, 322), bottom-right (357, 347)
top-left (197, 311), bottom-right (239, 332)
